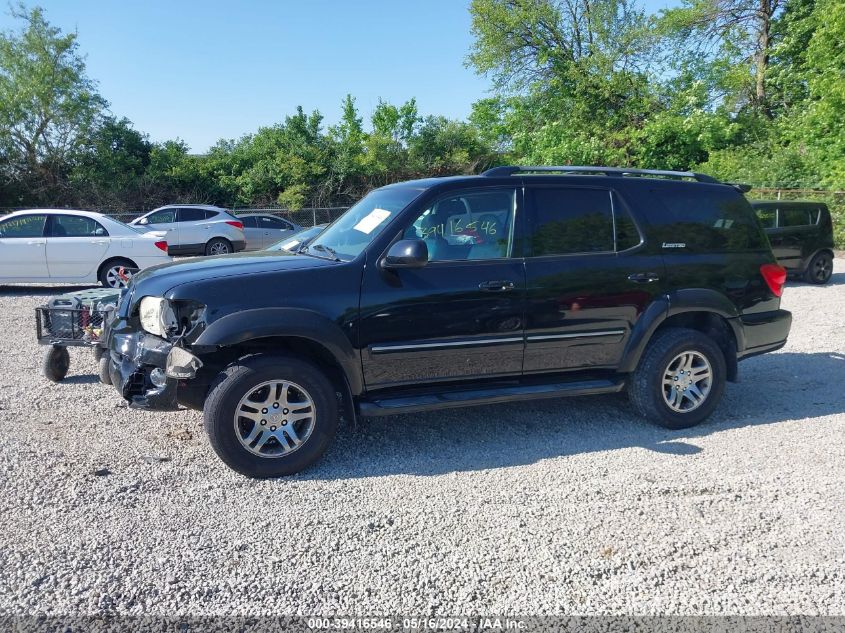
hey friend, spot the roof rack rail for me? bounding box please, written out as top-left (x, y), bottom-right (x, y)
top-left (481, 165), bottom-right (721, 184)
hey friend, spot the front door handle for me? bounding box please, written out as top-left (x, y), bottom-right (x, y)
top-left (628, 272), bottom-right (660, 283)
top-left (479, 280), bottom-right (515, 292)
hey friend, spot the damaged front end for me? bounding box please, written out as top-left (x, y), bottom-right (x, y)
top-left (107, 296), bottom-right (205, 410)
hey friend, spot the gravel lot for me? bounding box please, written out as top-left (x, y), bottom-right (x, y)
top-left (1, 262), bottom-right (844, 618)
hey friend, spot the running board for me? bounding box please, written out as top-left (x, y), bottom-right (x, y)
top-left (358, 378), bottom-right (626, 417)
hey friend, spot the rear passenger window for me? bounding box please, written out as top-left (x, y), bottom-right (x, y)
top-left (179, 208), bottom-right (208, 222)
top-left (780, 207), bottom-right (812, 227)
top-left (528, 188), bottom-right (614, 255)
top-left (260, 216), bottom-right (290, 229)
top-left (51, 215), bottom-right (108, 237)
top-left (651, 187), bottom-right (768, 253)
top-left (241, 216), bottom-right (257, 228)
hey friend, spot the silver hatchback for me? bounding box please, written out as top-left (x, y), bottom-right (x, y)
top-left (130, 205), bottom-right (247, 256)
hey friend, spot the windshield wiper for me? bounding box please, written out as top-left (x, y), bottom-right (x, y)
top-left (307, 243), bottom-right (341, 261)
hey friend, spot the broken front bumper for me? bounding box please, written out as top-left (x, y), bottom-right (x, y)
top-left (108, 325), bottom-right (202, 411)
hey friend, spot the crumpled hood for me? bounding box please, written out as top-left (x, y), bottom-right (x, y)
top-left (128, 251), bottom-right (337, 301)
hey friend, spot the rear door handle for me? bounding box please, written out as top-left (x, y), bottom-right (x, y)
top-left (628, 272), bottom-right (660, 283)
top-left (479, 280), bottom-right (515, 292)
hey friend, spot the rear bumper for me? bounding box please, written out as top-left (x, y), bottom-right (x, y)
top-left (232, 239), bottom-right (247, 252)
top-left (738, 309), bottom-right (792, 360)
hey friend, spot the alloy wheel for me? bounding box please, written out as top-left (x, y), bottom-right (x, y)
top-left (233, 380), bottom-right (316, 458)
top-left (105, 266), bottom-right (133, 288)
top-left (813, 255), bottom-right (833, 283)
top-left (210, 241), bottom-right (230, 255)
top-left (661, 350), bottom-right (713, 413)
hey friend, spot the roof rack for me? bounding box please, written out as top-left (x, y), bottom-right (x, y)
top-left (481, 165), bottom-right (721, 184)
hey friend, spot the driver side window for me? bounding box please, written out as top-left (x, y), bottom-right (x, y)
top-left (403, 189), bottom-right (515, 262)
top-left (146, 209), bottom-right (176, 224)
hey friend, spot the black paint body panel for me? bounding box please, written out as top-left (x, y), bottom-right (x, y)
top-left (107, 174), bottom-right (792, 412)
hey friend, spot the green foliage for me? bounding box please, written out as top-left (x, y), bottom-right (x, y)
top-left (0, 4), bottom-right (107, 202)
top-left (1, 0), bottom-right (844, 251)
top-left (801, 0), bottom-right (845, 189)
top-left (69, 117), bottom-right (151, 205)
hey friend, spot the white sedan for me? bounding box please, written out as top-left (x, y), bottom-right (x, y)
top-left (0, 209), bottom-right (172, 288)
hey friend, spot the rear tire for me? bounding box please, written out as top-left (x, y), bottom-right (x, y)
top-left (43, 346), bottom-right (70, 383)
top-left (804, 251), bottom-right (833, 284)
top-left (203, 354), bottom-right (338, 477)
top-left (99, 258), bottom-right (135, 288)
top-left (205, 237), bottom-right (232, 256)
top-left (628, 328), bottom-right (726, 430)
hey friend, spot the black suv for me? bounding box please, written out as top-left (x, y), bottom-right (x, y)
top-left (105, 166), bottom-right (792, 477)
top-left (751, 200), bottom-right (835, 284)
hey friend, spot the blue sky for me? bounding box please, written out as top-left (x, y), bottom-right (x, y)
top-left (2, 0), bottom-right (678, 152)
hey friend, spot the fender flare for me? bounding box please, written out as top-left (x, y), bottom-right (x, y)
top-left (618, 289), bottom-right (744, 374)
top-left (192, 308), bottom-right (363, 395)
top-left (802, 247), bottom-right (835, 272)
top-left (617, 297), bottom-right (669, 374)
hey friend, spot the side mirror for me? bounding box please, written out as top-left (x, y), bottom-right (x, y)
top-left (136, 217), bottom-right (148, 226)
top-left (382, 239), bottom-right (429, 269)
top-left (94, 227), bottom-right (107, 236)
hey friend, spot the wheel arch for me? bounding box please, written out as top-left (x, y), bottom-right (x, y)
top-left (620, 291), bottom-right (742, 382)
top-left (192, 308), bottom-right (364, 398)
top-left (206, 235), bottom-right (233, 249)
top-left (802, 247), bottom-right (835, 271)
top-left (97, 256), bottom-right (137, 281)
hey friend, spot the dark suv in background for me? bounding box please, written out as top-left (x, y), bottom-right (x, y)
top-left (752, 200), bottom-right (835, 284)
top-left (105, 166), bottom-right (792, 477)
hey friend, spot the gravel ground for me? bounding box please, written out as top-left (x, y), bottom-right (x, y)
top-left (0, 263), bottom-right (844, 618)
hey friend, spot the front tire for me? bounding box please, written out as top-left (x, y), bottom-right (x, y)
top-left (628, 328), bottom-right (726, 430)
top-left (203, 355), bottom-right (338, 477)
top-left (98, 355), bottom-right (112, 385)
top-left (205, 237), bottom-right (232, 256)
top-left (804, 251), bottom-right (833, 284)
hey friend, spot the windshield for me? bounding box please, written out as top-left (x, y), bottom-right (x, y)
top-left (303, 186), bottom-right (422, 261)
top-left (266, 225), bottom-right (324, 251)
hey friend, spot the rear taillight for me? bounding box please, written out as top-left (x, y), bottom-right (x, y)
top-left (760, 263), bottom-right (786, 297)
top-left (225, 220), bottom-right (244, 231)
top-left (154, 240), bottom-right (168, 253)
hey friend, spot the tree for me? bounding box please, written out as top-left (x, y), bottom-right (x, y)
top-left (768, 0), bottom-right (816, 114)
top-left (801, 0), bottom-right (845, 187)
top-left (468, 0), bottom-right (651, 92)
top-left (0, 4), bottom-right (107, 203)
top-left (70, 117), bottom-right (152, 206)
top-left (659, 0), bottom-right (784, 113)
top-left (467, 0), bottom-right (666, 168)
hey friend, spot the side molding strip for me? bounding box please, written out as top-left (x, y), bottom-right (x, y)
top-left (371, 329), bottom-right (625, 354)
top-left (527, 329), bottom-right (625, 342)
top-left (370, 337), bottom-right (523, 354)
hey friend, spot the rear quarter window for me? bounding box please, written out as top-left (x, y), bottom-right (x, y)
top-left (780, 206), bottom-right (813, 227)
top-left (650, 186), bottom-right (768, 253)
